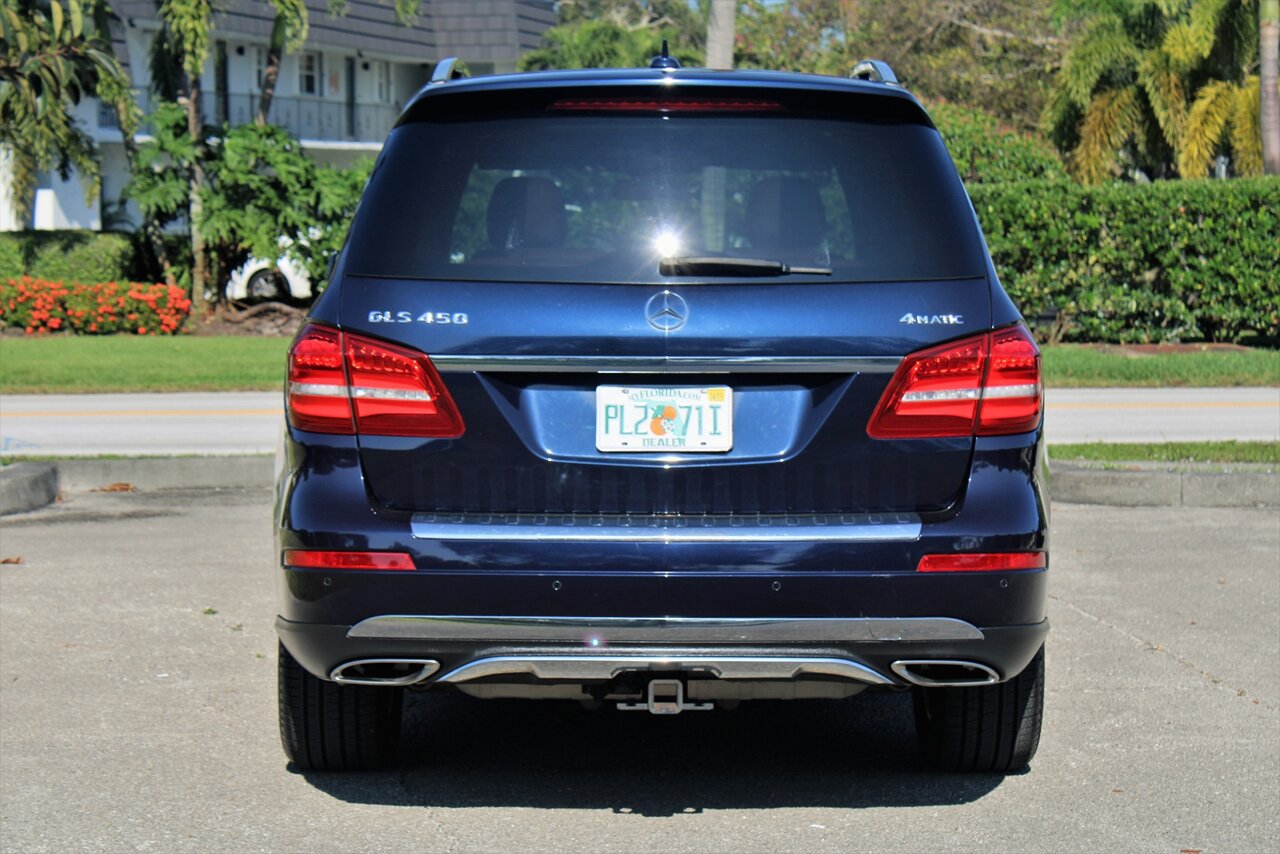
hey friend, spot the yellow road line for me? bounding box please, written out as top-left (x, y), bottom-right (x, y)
top-left (1049, 401), bottom-right (1278, 410)
top-left (1, 408), bottom-right (279, 418)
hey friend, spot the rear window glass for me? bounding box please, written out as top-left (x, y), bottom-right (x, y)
top-left (344, 111), bottom-right (985, 283)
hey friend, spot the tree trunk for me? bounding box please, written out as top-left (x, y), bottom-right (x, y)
top-left (121, 134), bottom-right (178, 288)
top-left (185, 75), bottom-right (210, 315)
top-left (255, 15), bottom-right (287, 126)
top-left (1262, 0), bottom-right (1280, 175)
top-left (705, 0), bottom-right (736, 70)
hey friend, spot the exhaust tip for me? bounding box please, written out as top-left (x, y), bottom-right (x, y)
top-left (890, 659), bottom-right (999, 688)
top-left (331, 658), bottom-right (440, 686)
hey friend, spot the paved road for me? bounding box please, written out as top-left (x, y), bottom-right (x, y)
top-left (1, 489), bottom-right (1276, 851)
top-left (1, 387), bottom-right (1277, 456)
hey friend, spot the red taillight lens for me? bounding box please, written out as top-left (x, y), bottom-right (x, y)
top-left (346, 333), bottom-right (465, 438)
top-left (917, 552), bottom-right (1046, 572)
top-left (287, 325), bottom-right (353, 434)
top-left (286, 324), bottom-right (464, 438)
top-left (867, 326), bottom-right (1041, 439)
top-left (977, 325), bottom-right (1043, 435)
top-left (282, 549), bottom-right (415, 571)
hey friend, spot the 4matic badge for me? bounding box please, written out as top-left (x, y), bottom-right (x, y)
top-left (900, 313), bottom-right (964, 325)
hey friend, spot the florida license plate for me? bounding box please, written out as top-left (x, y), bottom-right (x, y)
top-left (595, 386), bottom-right (733, 452)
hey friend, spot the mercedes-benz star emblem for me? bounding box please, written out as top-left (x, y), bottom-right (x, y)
top-left (645, 290), bottom-right (687, 332)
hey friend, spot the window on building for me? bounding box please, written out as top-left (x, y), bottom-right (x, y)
top-left (299, 51), bottom-right (322, 96)
top-left (255, 46), bottom-right (267, 90)
top-left (375, 61), bottom-right (393, 103)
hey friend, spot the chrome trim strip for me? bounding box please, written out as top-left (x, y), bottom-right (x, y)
top-left (348, 615), bottom-right (984, 643)
top-left (437, 655), bottom-right (894, 685)
top-left (890, 659), bottom-right (1000, 688)
top-left (330, 658), bottom-right (440, 687)
top-left (289, 382), bottom-right (347, 398)
top-left (288, 382), bottom-right (432, 402)
top-left (983, 383), bottom-right (1041, 400)
top-left (410, 512), bottom-right (921, 543)
top-left (428, 355), bottom-right (902, 374)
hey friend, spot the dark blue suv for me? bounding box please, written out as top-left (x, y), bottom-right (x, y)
top-left (274, 57), bottom-right (1049, 773)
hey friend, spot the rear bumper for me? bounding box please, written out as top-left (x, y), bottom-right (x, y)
top-left (274, 430), bottom-right (1050, 691)
top-left (277, 614), bottom-right (1049, 688)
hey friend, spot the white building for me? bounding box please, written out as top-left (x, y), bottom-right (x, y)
top-left (0, 0), bottom-right (556, 232)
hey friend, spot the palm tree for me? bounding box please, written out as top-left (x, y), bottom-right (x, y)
top-left (158, 0), bottom-right (214, 305)
top-left (1045, 0), bottom-right (1264, 182)
top-left (0, 0), bottom-right (133, 223)
top-left (254, 0), bottom-right (308, 126)
top-left (1261, 0), bottom-right (1279, 173)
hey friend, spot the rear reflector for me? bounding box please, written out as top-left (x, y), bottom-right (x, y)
top-left (917, 552), bottom-right (1046, 572)
top-left (550, 98), bottom-right (783, 112)
top-left (282, 550), bottom-right (415, 571)
top-left (286, 324), bottom-right (465, 438)
top-left (867, 325), bottom-right (1042, 439)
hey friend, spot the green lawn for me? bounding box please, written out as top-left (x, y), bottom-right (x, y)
top-left (1042, 345), bottom-right (1280, 388)
top-left (0, 336), bottom-right (289, 394)
top-left (0, 336), bottom-right (1278, 394)
top-left (1049, 441), bottom-right (1279, 464)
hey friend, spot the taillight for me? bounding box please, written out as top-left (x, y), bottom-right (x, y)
top-left (978, 326), bottom-right (1042, 435)
top-left (282, 549), bottom-right (415, 571)
top-left (287, 325), bottom-right (352, 434)
top-left (917, 552), bottom-right (1046, 572)
top-left (286, 324), bottom-right (464, 438)
top-left (867, 326), bottom-right (1041, 439)
top-left (549, 98), bottom-right (782, 112)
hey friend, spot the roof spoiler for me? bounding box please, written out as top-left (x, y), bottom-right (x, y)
top-left (850, 59), bottom-right (900, 87)
top-left (430, 57), bottom-right (470, 85)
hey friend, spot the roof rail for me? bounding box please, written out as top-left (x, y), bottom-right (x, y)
top-left (850, 59), bottom-right (900, 86)
top-left (430, 57), bottom-right (470, 85)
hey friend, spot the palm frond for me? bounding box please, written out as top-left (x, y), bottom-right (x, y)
top-left (1057, 15), bottom-right (1141, 110)
top-left (1138, 48), bottom-right (1187, 148)
top-left (1227, 75), bottom-right (1262, 176)
top-left (1162, 0), bottom-right (1233, 70)
top-left (1178, 78), bottom-right (1237, 175)
top-left (1069, 85), bottom-right (1142, 183)
top-left (268, 0), bottom-right (308, 53)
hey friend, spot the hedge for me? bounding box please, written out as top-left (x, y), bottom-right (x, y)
top-left (0, 277), bottom-right (193, 335)
top-left (928, 102), bottom-right (1067, 185)
top-left (0, 231), bottom-right (136, 284)
top-left (970, 177), bottom-right (1280, 343)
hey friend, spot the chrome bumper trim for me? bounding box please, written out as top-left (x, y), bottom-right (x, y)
top-left (410, 512), bottom-right (922, 543)
top-left (428, 355), bottom-right (901, 374)
top-left (436, 655), bottom-right (894, 685)
top-left (347, 615), bottom-right (984, 643)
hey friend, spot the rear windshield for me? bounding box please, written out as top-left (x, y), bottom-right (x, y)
top-left (344, 109), bottom-right (985, 283)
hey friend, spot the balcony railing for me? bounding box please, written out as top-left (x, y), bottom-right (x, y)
top-left (98, 89), bottom-right (398, 144)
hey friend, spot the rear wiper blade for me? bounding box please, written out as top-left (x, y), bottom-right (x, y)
top-left (659, 256), bottom-right (833, 277)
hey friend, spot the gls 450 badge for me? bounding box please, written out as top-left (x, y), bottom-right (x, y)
top-left (368, 311), bottom-right (469, 325)
top-left (900, 313), bottom-right (963, 325)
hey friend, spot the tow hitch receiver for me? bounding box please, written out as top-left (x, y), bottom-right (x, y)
top-left (617, 679), bottom-right (713, 715)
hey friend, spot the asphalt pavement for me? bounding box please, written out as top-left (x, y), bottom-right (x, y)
top-left (0, 488), bottom-right (1276, 852)
top-left (1, 386), bottom-right (1277, 456)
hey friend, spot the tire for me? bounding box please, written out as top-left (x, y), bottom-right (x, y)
top-left (246, 269), bottom-right (285, 302)
top-left (277, 642), bottom-right (404, 771)
top-left (912, 646), bottom-right (1044, 773)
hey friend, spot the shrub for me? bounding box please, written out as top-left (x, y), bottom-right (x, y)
top-left (0, 231), bottom-right (135, 283)
top-left (0, 277), bottom-right (193, 335)
top-left (928, 102), bottom-right (1067, 185)
top-left (970, 177), bottom-right (1280, 343)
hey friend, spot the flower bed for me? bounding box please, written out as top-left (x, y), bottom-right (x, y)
top-left (0, 277), bottom-right (193, 335)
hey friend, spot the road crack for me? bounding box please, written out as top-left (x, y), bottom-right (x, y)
top-left (1048, 593), bottom-right (1276, 712)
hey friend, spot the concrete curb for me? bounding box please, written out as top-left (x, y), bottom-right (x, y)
top-left (1049, 461), bottom-right (1279, 508)
top-left (1, 455), bottom-right (1276, 514)
top-left (53, 456), bottom-right (275, 493)
top-left (0, 463), bottom-right (60, 516)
